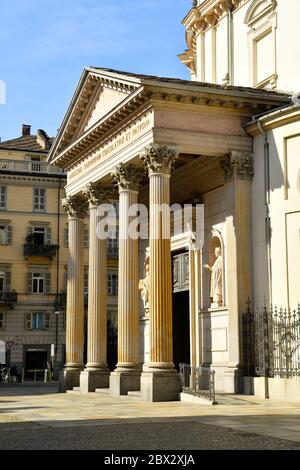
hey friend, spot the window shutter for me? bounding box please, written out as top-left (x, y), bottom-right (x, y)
top-left (84, 225), bottom-right (89, 248)
top-left (27, 272), bottom-right (33, 294)
top-left (44, 272), bottom-right (51, 294)
top-left (27, 226), bottom-right (33, 236)
top-left (63, 269), bottom-right (68, 291)
top-left (46, 227), bottom-right (51, 245)
top-left (25, 313), bottom-right (32, 330)
top-left (64, 228), bottom-right (69, 247)
top-left (7, 224), bottom-right (12, 244)
top-left (5, 271), bottom-right (11, 293)
top-left (45, 312), bottom-right (50, 330)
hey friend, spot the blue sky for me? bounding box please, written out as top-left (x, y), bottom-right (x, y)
top-left (0, 0), bottom-right (190, 142)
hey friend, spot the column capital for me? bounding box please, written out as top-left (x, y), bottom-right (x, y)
top-left (141, 144), bottom-right (179, 175)
top-left (111, 163), bottom-right (145, 191)
top-left (82, 182), bottom-right (115, 207)
top-left (62, 195), bottom-right (88, 218)
top-left (220, 151), bottom-right (254, 182)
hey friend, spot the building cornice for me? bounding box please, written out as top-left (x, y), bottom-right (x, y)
top-left (245, 104), bottom-right (300, 136)
top-left (180, 0), bottom-right (250, 72)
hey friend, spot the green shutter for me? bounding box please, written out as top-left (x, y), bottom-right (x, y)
top-left (46, 227), bottom-right (51, 245)
top-left (64, 228), bottom-right (69, 247)
top-left (27, 225), bottom-right (33, 235)
top-left (44, 272), bottom-right (51, 294)
top-left (45, 312), bottom-right (50, 330)
top-left (27, 272), bottom-right (33, 294)
top-left (5, 271), bottom-right (11, 293)
top-left (7, 225), bottom-right (12, 244)
top-left (25, 313), bottom-right (32, 330)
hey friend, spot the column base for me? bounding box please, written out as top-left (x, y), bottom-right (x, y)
top-left (223, 366), bottom-right (243, 394)
top-left (141, 371), bottom-right (181, 402)
top-left (110, 370), bottom-right (141, 397)
top-left (80, 369), bottom-right (110, 393)
top-left (59, 368), bottom-right (83, 393)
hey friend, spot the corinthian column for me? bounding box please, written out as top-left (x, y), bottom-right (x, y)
top-left (80, 183), bottom-right (112, 393)
top-left (140, 144), bottom-right (181, 402)
top-left (220, 151), bottom-right (254, 393)
top-left (109, 163), bottom-right (145, 396)
top-left (59, 195), bottom-right (88, 392)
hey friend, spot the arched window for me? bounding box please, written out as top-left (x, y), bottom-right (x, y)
top-left (245, 0), bottom-right (277, 89)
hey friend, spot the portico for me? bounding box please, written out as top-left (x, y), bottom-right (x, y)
top-left (48, 68), bottom-right (289, 400)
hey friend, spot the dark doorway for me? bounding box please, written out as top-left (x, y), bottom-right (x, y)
top-left (107, 315), bottom-right (118, 371)
top-left (25, 349), bottom-right (48, 379)
top-left (172, 290), bottom-right (190, 371)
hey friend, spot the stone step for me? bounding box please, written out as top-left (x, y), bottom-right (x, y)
top-left (95, 388), bottom-right (111, 394)
top-left (73, 387), bottom-right (80, 391)
top-left (127, 390), bottom-right (141, 397)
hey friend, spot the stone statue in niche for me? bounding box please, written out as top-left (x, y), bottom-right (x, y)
top-left (139, 248), bottom-right (150, 316)
top-left (204, 246), bottom-right (223, 307)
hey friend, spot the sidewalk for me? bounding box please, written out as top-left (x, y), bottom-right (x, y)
top-left (0, 385), bottom-right (299, 449)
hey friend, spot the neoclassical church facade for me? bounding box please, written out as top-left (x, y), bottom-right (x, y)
top-left (48, 0), bottom-right (300, 400)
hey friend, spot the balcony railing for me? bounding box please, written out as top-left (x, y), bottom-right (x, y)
top-left (0, 292), bottom-right (18, 303)
top-left (24, 243), bottom-right (59, 259)
top-left (58, 291), bottom-right (88, 307)
top-left (0, 159), bottom-right (65, 175)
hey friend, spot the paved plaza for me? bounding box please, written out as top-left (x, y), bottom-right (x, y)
top-left (0, 384), bottom-right (300, 450)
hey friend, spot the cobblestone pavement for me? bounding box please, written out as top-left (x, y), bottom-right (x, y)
top-left (0, 384), bottom-right (300, 450)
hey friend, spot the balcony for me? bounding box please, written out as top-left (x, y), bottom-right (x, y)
top-left (0, 292), bottom-right (18, 305)
top-left (24, 243), bottom-right (59, 259)
top-left (58, 291), bottom-right (88, 307)
top-left (0, 159), bottom-right (65, 176)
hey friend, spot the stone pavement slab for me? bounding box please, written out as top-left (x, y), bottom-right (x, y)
top-left (0, 384), bottom-right (300, 449)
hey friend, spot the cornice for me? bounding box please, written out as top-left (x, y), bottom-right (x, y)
top-left (245, 105), bottom-right (300, 136)
top-left (181, 0), bottom-right (249, 63)
top-left (0, 174), bottom-right (66, 187)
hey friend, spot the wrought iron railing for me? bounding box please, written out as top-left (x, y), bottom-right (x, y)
top-left (24, 243), bottom-right (58, 259)
top-left (243, 305), bottom-right (300, 379)
top-left (179, 363), bottom-right (216, 403)
top-left (0, 292), bottom-right (18, 303)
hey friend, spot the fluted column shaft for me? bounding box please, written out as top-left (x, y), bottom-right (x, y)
top-left (86, 203), bottom-right (107, 369)
top-left (117, 188), bottom-right (139, 369)
top-left (66, 215), bottom-right (85, 369)
top-left (141, 144), bottom-right (179, 371)
top-left (148, 172), bottom-right (173, 367)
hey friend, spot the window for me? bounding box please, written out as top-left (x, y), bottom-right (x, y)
top-left (0, 223), bottom-right (12, 245)
top-left (0, 187), bottom-right (7, 210)
top-left (27, 225), bottom-right (51, 245)
top-left (108, 272), bottom-right (118, 296)
top-left (28, 272), bottom-right (50, 294)
top-left (0, 270), bottom-right (10, 294)
top-left (64, 227), bottom-right (69, 247)
top-left (32, 273), bottom-right (44, 293)
top-left (107, 235), bottom-right (118, 257)
top-left (0, 272), bottom-right (4, 293)
top-left (33, 188), bottom-right (46, 212)
top-left (0, 313), bottom-right (5, 329)
top-left (245, 0), bottom-right (277, 89)
top-left (25, 312), bottom-right (50, 330)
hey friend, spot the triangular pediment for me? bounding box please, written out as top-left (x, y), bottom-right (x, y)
top-left (77, 83), bottom-right (130, 137)
top-left (52, 68), bottom-right (141, 157)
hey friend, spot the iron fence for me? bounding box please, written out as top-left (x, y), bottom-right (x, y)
top-left (243, 305), bottom-right (300, 378)
top-left (179, 363), bottom-right (216, 403)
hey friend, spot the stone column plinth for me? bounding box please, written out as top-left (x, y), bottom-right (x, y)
top-left (109, 164), bottom-right (145, 396)
top-left (80, 184), bottom-right (111, 393)
top-left (140, 144), bottom-right (181, 402)
top-left (59, 195), bottom-right (87, 392)
top-left (220, 151), bottom-right (253, 393)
